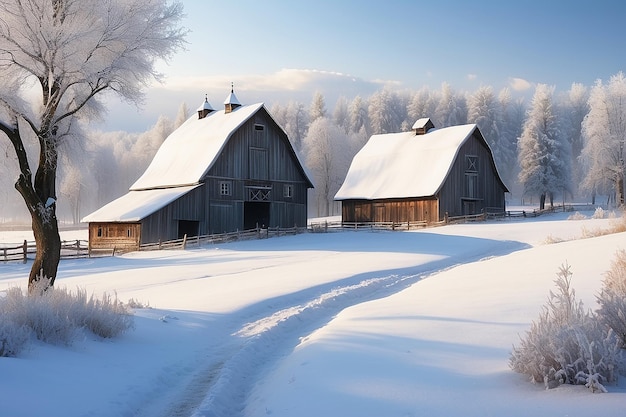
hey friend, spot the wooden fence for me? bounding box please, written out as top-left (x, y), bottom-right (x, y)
top-left (1, 239), bottom-right (89, 263)
top-left (1, 204), bottom-right (592, 261)
top-left (139, 225), bottom-right (308, 251)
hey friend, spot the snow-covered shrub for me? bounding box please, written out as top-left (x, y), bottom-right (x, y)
top-left (597, 250), bottom-right (626, 347)
top-left (510, 263), bottom-right (622, 391)
top-left (126, 297), bottom-right (150, 309)
top-left (0, 319), bottom-right (31, 357)
top-left (0, 283), bottom-right (133, 351)
top-left (567, 211), bottom-right (587, 220)
top-left (592, 207), bottom-right (606, 219)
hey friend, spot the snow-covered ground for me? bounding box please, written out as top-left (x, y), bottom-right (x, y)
top-left (1, 210), bottom-right (625, 417)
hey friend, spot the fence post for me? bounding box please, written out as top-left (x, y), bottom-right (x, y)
top-left (182, 234), bottom-right (187, 249)
top-left (22, 240), bottom-right (27, 263)
top-left (3, 247), bottom-right (6, 263)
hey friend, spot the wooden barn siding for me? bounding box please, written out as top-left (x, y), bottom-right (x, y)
top-left (341, 199), bottom-right (439, 223)
top-left (437, 132), bottom-right (507, 218)
top-left (140, 186), bottom-right (206, 243)
top-left (204, 107), bottom-right (309, 231)
top-left (88, 222), bottom-right (141, 251)
top-left (207, 109), bottom-right (309, 191)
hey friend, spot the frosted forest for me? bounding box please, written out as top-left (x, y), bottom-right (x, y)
top-left (2, 73), bottom-right (626, 224)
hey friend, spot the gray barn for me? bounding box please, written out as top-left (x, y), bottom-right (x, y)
top-left (335, 119), bottom-right (508, 224)
top-left (82, 90), bottom-right (313, 251)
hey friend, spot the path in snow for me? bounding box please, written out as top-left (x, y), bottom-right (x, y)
top-left (129, 237), bottom-right (527, 417)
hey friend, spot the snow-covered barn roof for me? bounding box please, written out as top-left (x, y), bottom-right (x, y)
top-left (81, 185), bottom-right (200, 222)
top-left (130, 103), bottom-right (264, 191)
top-left (335, 124), bottom-right (483, 200)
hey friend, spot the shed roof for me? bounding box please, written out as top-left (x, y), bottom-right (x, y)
top-left (81, 185), bottom-right (200, 222)
top-left (335, 124), bottom-right (483, 200)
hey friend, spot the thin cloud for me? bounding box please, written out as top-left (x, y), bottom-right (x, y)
top-left (160, 68), bottom-right (392, 94)
top-left (509, 77), bottom-right (533, 91)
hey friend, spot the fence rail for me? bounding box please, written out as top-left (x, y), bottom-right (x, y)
top-left (1, 204), bottom-right (592, 262)
top-left (1, 239), bottom-right (89, 263)
top-left (139, 225), bottom-right (308, 251)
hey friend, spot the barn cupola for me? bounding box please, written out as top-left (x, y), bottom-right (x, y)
top-left (223, 83), bottom-right (242, 114)
top-left (412, 118), bottom-right (434, 135)
top-left (197, 95), bottom-right (214, 119)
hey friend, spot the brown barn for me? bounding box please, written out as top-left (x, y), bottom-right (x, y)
top-left (82, 89), bottom-right (313, 251)
top-left (334, 118), bottom-right (508, 224)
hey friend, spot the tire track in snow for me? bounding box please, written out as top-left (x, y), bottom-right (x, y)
top-left (188, 269), bottom-right (436, 417)
top-left (138, 238), bottom-right (526, 417)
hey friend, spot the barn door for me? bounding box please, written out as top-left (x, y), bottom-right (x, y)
top-left (178, 220), bottom-right (199, 239)
top-left (244, 202), bottom-right (270, 230)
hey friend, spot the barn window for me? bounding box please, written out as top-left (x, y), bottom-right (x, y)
top-left (97, 226), bottom-right (102, 237)
top-left (127, 227), bottom-right (133, 238)
top-left (465, 155), bottom-right (478, 173)
top-left (466, 173), bottom-right (478, 199)
top-left (283, 184), bottom-right (293, 198)
top-left (220, 181), bottom-right (232, 196)
top-left (254, 124), bottom-right (265, 131)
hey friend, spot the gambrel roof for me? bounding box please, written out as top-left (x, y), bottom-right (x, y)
top-left (132, 103), bottom-right (265, 190)
top-left (335, 123), bottom-right (506, 201)
top-left (82, 101), bottom-right (312, 223)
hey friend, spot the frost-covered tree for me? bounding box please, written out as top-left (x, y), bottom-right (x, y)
top-left (467, 86), bottom-right (503, 165)
top-left (174, 102), bottom-right (190, 129)
top-left (309, 91), bottom-right (327, 123)
top-left (368, 88), bottom-right (406, 134)
top-left (581, 73), bottom-right (626, 205)
top-left (518, 84), bottom-right (572, 209)
top-left (561, 83), bottom-right (589, 197)
top-left (332, 95), bottom-right (350, 134)
top-left (303, 117), bottom-right (350, 217)
top-left (272, 100), bottom-right (308, 153)
top-left (407, 88), bottom-right (433, 123)
top-left (348, 95), bottom-right (368, 135)
top-left (0, 0), bottom-right (186, 290)
top-left (496, 88), bottom-right (523, 188)
top-left (434, 83), bottom-right (467, 128)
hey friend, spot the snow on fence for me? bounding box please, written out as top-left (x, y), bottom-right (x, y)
top-left (1, 239), bottom-right (89, 263)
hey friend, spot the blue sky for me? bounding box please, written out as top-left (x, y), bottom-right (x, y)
top-left (104, 0), bottom-right (626, 132)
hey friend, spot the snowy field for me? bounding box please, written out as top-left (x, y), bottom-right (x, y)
top-left (1, 210), bottom-right (625, 417)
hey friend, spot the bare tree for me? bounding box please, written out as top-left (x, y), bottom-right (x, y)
top-left (0, 0), bottom-right (186, 290)
top-left (303, 117), bottom-right (350, 217)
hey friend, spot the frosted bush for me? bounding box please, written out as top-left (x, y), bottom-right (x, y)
top-left (0, 283), bottom-right (133, 354)
top-left (592, 207), bottom-right (606, 219)
top-left (567, 211), bottom-right (587, 220)
top-left (0, 319), bottom-right (31, 357)
top-left (510, 263), bottom-right (623, 391)
top-left (597, 250), bottom-right (626, 347)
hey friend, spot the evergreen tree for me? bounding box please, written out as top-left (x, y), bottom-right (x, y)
top-left (581, 72), bottom-right (626, 205)
top-left (518, 84), bottom-right (572, 209)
